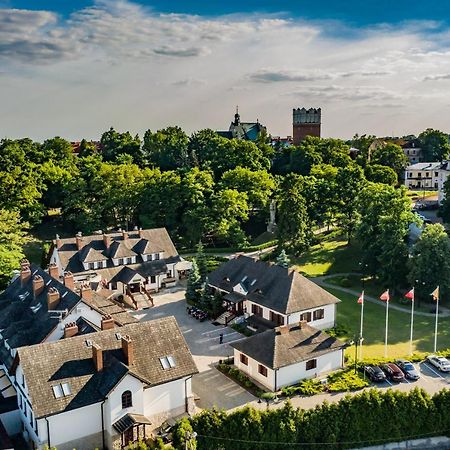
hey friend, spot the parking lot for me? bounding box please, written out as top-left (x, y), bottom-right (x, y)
top-left (132, 287), bottom-right (450, 412)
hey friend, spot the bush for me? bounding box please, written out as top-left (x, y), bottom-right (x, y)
top-left (326, 323), bottom-right (351, 338)
top-left (327, 369), bottom-right (369, 392)
top-left (217, 364), bottom-right (264, 397)
top-left (281, 379), bottom-right (324, 397)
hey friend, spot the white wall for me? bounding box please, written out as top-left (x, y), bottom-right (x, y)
top-left (287, 304), bottom-right (336, 330)
top-left (233, 349), bottom-right (275, 391)
top-left (234, 348), bottom-right (343, 391)
top-left (276, 349), bottom-right (344, 389)
top-left (143, 377), bottom-right (189, 419)
top-left (50, 248), bottom-right (63, 276)
top-left (38, 401), bottom-right (103, 449)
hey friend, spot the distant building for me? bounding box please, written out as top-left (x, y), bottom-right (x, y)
top-left (271, 136), bottom-right (293, 148)
top-left (404, 162), bottom-right (441, 190)
top-left (292, 107), bottom-right (321, 145)
top-left (437, 161), bottom-right (450, 203)
top-left (401, 140), bottom-right (423, 164)
top-left (217, 108), bottom-right (266, 142)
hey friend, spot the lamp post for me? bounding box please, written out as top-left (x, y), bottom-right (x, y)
top-left (359, 262), bottom-right (368, 291)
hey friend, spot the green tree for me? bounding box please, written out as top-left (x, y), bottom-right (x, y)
top-left (220, 167), bottom-right (275, 210)
top-left (419, 128), bottom-right (450, 161)
top-left (185, 259), bottom-right (201, 304)
top-left (100, 127), bottom-right (143, 164)
top-left (440, 177), bottom-right (450, 223)
top-left (276, 175), bottom-right (312, 254)
top-left (364, 164), bottom-right (397, 185)
top-left (357, 183), bottom-right (415, 288)
top-left (409, 224), bottom-right (450, 304)
top-left (0, 209), bottom-right (28, 288)
top-left (276, 249), bottom-right (290, 268)
top-left (77, 139), bottom-right (99, 158)
top-left (195, 242), bottom-right (208, 282)
top-left (371, 143), bottom-right (408, 177)
top-left (143, 126), bottom-right (190, 170)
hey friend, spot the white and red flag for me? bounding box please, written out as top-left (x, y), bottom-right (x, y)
top-left (380, 290), bottom-right (390, 302)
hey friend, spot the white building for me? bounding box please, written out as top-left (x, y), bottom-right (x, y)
top-left (404, 162), bottom-right (441, 191)
top-left (231, 321), bottom-right (345, 391)
top-left (50, 228), bottom-right (191, 299)
top-left (401, 141), bottom-right (423, 164)
top-left (437, 161), bottom-right (450, 203)
top-left (208, 256), bottom-right (339, 329)
top-left (16, 317), bottom-right (198, 450)
top-left (0, 261), bottom-right (137, 443)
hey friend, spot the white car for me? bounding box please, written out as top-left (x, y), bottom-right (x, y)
top-left (427, 355), bottom-right (450, 372)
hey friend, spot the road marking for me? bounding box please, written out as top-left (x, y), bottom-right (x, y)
top-left (423, 363), bottom-right (445, 379)
top-left (403, 378), bottom-right (410, 384)
top-left (201, 328), bottom-right (228, 336)
top-left (385, 379), bottom-right (392, 386)
top-left (200, 331), bottom-right (239, 342)
top-left (224, 335), bottom-right (248, 344)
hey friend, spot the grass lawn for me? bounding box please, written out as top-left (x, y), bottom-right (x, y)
top-left (292, 232), bottom-right (362, 277)
top-left (326, 287), bottom-right (450, 359)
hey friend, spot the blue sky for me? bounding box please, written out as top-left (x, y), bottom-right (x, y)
top-left (8, 0), bottom-right (450, 26)
top-left (2, 0), bottom-right (450, 140)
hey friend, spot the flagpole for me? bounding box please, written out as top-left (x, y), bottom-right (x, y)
top-left (359, 291), bottom-right (364, 360)
top-left (409, 289), bottom-right (414, 356)
top-left (434, 286), bottom-right (439, 353)
top-left (384, 289), bottom-right (389, 358)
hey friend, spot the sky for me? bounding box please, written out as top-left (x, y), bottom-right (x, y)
top-left (2, 0), bottom-right (450, 141)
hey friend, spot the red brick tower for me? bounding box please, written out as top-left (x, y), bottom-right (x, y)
top-left (292, 107), bottom-right (321, 145)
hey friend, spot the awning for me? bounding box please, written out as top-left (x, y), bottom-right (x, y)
top-left (113, 413), bottom-right (152, 434)
top-left (224, 292), bottom-right (245, 304)
top-left (176, 260), bottom-right (192, 271)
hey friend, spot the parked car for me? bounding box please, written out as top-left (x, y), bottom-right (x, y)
top-left (395, 360), bottom-right (420, 380)
top-left (427, 355), bottom-right (450, 372)
top-left (364, 365), bottom-right (386, 382)
top-left (381, 363), bottom-right (405, 382)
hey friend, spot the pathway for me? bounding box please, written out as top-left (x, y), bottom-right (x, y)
top-left (314, 273), bottom-right (450, 318)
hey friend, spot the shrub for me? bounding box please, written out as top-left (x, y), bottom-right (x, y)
top-left (339, 277), bottom-right (352, 287)
top-left (327, 369), bottom-right (369, 392)
top-left (326, 323), bottom-right (350, 338)
top-left (297, 378), bottom-right (325, 395)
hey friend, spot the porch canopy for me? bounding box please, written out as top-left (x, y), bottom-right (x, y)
top-left (224, 292), bottom-right (245, 304)
top-left (113, 413), bottom-right (152, 434)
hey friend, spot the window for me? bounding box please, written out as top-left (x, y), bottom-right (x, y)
top-left (313, 309), bottom-right (324, 321)
top-left (150, 275), bottom-right (156, 284)
top-left (300, 311), bottom-right (312, 322)
top-left (154, 253), bottom-right (160, 260)
top-left (122, 390), bottom-right (132, 408)
top-left (52, 382), bottom-right (72, 398)
top-left (52, 385), bottom-right (63, 399)
top-left (258, 364), bottom-right (268, 377)
top-left (270, 311), bottom-right (284, 326)
top-left (426, 172), bottom-right (429, 177)
top-left (118, 258), bottom-right (124, 265)
top-left (251, 304), bottom-right (263, 317)
top-left (435, 172), bottom-right (439, 177)
top-left (167, 270), bottom-right (172, 278)
top-left (159, 356), bottom-right (176, 369)
top-left (240, 354), bottom-right (248, 366)
top-left (306, 359), bottom-right (317, 371)
top-left (88, 263), bottom-right (95, 270)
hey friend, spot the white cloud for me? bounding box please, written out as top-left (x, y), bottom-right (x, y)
top-left (1, 0), bottom-right (450, 140)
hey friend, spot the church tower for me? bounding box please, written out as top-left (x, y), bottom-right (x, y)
top-left (292, 107), bottom-right (321, 145)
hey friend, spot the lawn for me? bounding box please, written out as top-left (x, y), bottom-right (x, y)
top-left (326, 287), bottom-right (450, 359)
top-left (292, 232), bottom-right (362, 277)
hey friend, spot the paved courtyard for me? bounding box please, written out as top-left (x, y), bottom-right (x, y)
top-left (131, 287), bottom-right (450, 413)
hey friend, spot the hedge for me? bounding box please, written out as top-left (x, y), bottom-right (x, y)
top-left (172, 388), bottom-right (450, 450)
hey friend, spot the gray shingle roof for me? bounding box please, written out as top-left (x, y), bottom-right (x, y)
top-left (208, 256), bottom-right (340, 315)
top-left (54, 228), bottom-right (178, 276)
top-left (231, 323), bottom-right (345, 369)
top-left (18, 317), bottom-right (198, 419)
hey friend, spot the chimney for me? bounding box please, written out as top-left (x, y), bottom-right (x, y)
top-left (101, 315), bottom-right (115, 330)
top-left (138, 227), bottom-right (143, 238)
top-left (298, 320), bottom-right (308, 329)
top-left (47, 287), bottom-right (60, 310)
top-left (55, 234), bottom-right (62, 249)
top-left (75, 232), bottom-right (84, 250)
top-left (92, 343), bottom-right (103, 372)
top-left (64, 322), bottom-right (78, 338)
top-left (121, 335), bottom-right (134, 366)
top-left (103, 233), bottom-right (111, 249)
top-left (276, 325), bottom-right (289, 335)
top-left (80, 283), bottom-right (93, 301)
top-left (122, 230), bottom-right (128, 241)
top-left (64, 271), bottom-right (74, 291)
top-left (48, 263), bottom-right (59, 280)
top-left (32, 275), bottom-right (45, 298)
top-left (20, 264), bottom-right (32, 286)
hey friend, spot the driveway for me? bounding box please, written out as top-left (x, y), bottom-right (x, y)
top-left (132, 287), bottom-right (247, 373)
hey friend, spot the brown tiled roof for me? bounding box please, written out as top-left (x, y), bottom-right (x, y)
top-left (79, 246), bottom-right (109, 263)
top-left (18, 317), bottom-right (198, 419)
top-left (53, 228), bottom-right (178, 275)
top-left (84, 293), bottom-right (138, 326)
top-left (231, 323), bottom-right (345, 369)
top-left (208, 256), bottom-right (340, 315)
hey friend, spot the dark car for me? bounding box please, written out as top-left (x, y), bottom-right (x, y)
top-left (364, 365), bottom-right (387, 382)
top-left (395, 359), bottom-right (420, 380)
top-left (382, 363), bottom-right (405, 382)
